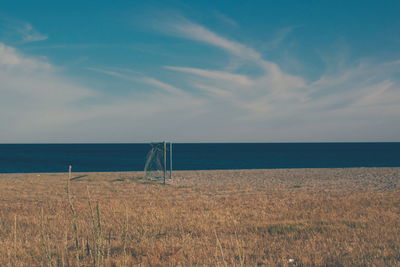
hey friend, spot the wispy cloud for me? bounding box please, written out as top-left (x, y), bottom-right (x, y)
top-left (168, 20), bottom-right (261, 61)
top-left (165, 19), bottom-right (306, 89)
top-left (166, 66), bottom-right (253, 86)
top-left (18, 23), bottom-right (48, 43)
top-left (0, 16), bottom-right (48, 43)
top-left (88, 67), bottom-right (187, 96)
top-left (213, 11), bottom-right (238, 27)
top-left (0, 43), bottom-right (51, 70)
top-left (161, 19), bottom-right (309, 115)
top-left (262, 25), bottom-right (302, 50)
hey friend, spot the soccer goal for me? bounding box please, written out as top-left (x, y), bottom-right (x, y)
top-left (143, 142), bottom-right (172, 183)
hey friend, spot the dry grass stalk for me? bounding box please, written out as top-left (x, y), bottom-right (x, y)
top-left (122, 205), bottom-right (128, 267)
top-left (66, 175), bottom-right (80, 266)
top-left (87, 186), bottom-right (104, 267)
top-left (13, 215), bottom-right (17, 263)
top-left (39, 207), bottom-right (52, 266)
top-left (214, 230), bottom-right (227, 267)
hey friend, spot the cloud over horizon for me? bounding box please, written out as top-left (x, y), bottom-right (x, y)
top-left (0, 14), bottom-right (399, 143)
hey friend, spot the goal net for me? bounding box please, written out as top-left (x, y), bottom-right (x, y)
top-left (143, 142), bottom-right (172, 181)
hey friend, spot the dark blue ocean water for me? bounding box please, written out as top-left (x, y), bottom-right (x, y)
top-left (0, 143), bottom-right (399, 173)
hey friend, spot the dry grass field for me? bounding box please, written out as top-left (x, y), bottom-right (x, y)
top-left (0, 168), bottom-right (399, 266)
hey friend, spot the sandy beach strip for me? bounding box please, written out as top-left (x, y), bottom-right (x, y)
top-left (1, 167), bottom-right (398, 193)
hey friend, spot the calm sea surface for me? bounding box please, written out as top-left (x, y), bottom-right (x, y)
top-left (0, 143), bottom-right (399, 173)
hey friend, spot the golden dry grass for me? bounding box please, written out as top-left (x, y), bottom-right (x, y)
top-left (0, 168), bottom-right (399, 266)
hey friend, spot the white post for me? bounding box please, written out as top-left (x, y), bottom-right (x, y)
top-left (170, 142), bottom-right (172, 179)
top-left (68, 165), bottom-right (72, 180)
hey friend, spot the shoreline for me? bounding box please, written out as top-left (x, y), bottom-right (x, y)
top-left (1, 166), bottom-right (400, 175)
top-left (1, 167), bottom-right (398, 193)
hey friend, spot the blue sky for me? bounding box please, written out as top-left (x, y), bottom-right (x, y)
top-left (0, 0), bottom-right (399, 142)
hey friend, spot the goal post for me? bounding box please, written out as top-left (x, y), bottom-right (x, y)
top-left (169, 142), bottom-right (172, 179)
top-left (144, 141), bottom-right (173, 183)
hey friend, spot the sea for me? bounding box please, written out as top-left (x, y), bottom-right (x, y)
top-left (0, 143), bottom-right (399, 173)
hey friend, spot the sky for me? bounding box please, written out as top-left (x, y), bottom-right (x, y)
top-left (0, 0), bottom-right (400, 143)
